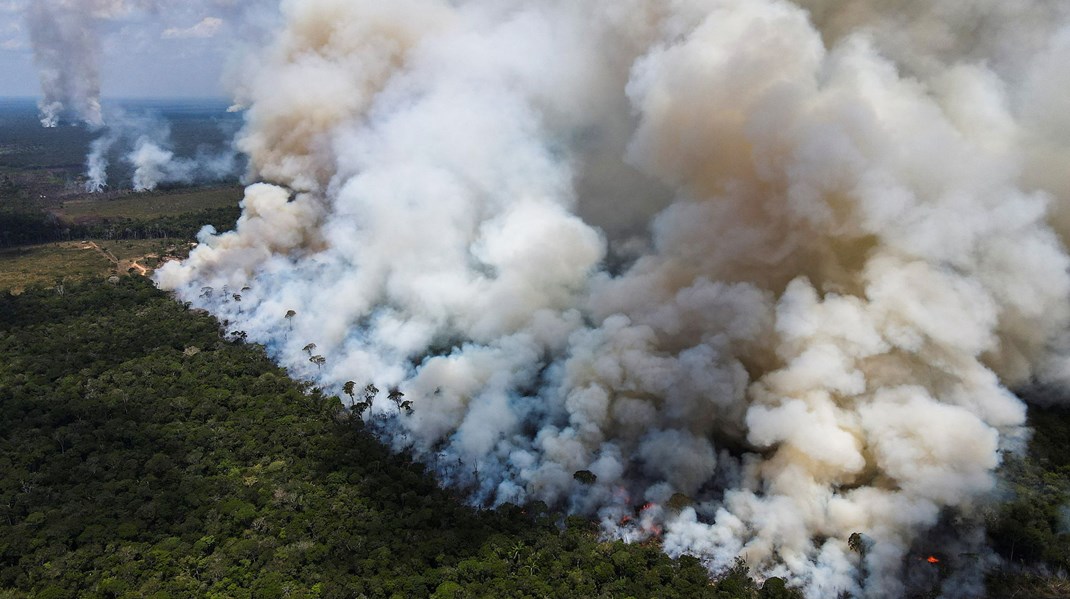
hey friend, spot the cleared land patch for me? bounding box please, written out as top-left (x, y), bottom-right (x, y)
top-left (57, 185), bottom-right (243, 221)
top-left (0, 242), bottom-right (113, 291)
top-left (0, 239), bottom-right (192, 292)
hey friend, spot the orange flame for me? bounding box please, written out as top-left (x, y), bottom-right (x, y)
top-left (926, 556), bottom-right (940, 564)
top-left (619, 515), bottom-right (633, 525)
top-left (641, 502), bottom-right (656, 511)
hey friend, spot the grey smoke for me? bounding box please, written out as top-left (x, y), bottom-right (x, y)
top-left (25, 0), bottom-right (275, 193)
top-left (83, 110), bottom-right (242, 192)
top-left (24, 0), bottom-right (161, 126)
top-left (25, 0), bottom-right (111, 127)
top-left (84, 130), bottom-right (115, 192)
top-left (157, 0), bottom-right (1070, 596)
top-left (24, 0), bottom-right (276, 128)
top-left (127, 134), bottom-right (240, 192)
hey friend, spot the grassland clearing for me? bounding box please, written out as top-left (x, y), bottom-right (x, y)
top-left (0, 238), bottom-right (193, 292)
top-left (0, 242), bottom-right (112, 292)
top-left (57, 185), bottom-right (243, 222)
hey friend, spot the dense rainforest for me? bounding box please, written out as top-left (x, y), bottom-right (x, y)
top-left (0, 277), bottom-right (800, 599)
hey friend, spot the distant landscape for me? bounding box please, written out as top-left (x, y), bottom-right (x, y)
top-left (0, 99), bottom-right (242, 291)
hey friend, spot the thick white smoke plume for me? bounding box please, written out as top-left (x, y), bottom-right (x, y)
top-left (158, 0), bottom-right (1070, 596)
top-left (83, 110), bottom-right (241, 192)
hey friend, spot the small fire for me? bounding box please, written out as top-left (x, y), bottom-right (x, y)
top-left (926, 556), bottom-right (940, 564)
top-left (619, 515), bottom-right (633, 525)
top-left (641, 502), bottom-right (656, 512)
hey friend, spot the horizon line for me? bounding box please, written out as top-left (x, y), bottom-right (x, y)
top-left (0, 95), bottom-right (233, 103)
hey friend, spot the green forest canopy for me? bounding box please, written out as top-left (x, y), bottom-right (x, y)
top-left (0, 277), bottom-right (798, 599)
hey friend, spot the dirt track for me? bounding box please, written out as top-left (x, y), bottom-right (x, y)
top-left (83, 241), bottom-right (150, 276)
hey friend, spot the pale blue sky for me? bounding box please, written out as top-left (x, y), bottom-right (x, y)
top-left (0, 0), bottom-right (274, 99)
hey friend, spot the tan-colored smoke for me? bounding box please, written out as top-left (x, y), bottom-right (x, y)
top-left (157, 0), bottom-right (1070, 596)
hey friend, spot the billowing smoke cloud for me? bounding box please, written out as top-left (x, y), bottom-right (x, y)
top-left (157, 0), bottom-right (1070, 596)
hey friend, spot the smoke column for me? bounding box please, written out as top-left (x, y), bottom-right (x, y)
top-left (23, 0), bottom-right (152, 127)
top-left (82, 110), bottom-right (243, 193)
top-left (84, 131), bottom-right (116, 193)
top-left (157, 0), bottom-right (1070, 596)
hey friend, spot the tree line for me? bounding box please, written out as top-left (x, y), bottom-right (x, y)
top-left (0, 206), bottom-right (241, 248)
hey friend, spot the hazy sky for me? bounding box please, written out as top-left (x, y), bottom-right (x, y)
top-left (0, 0), bottom-right (274, 99)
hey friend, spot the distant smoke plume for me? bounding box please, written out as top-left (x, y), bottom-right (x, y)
top-left (83, 109), bottom-right (241, 192)
top-left (26, 0), bottom-right (270, 189)
top-left (83, 131), bottom-right (114, 192)
top-left (23, 0), bottom-right (270, 127)
top-left (24, 0), bottom-right (154, 127)
top-left (158, 0), bottom-right (1070, 596)
top-left (127, 135), bottom-right (240, 192)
